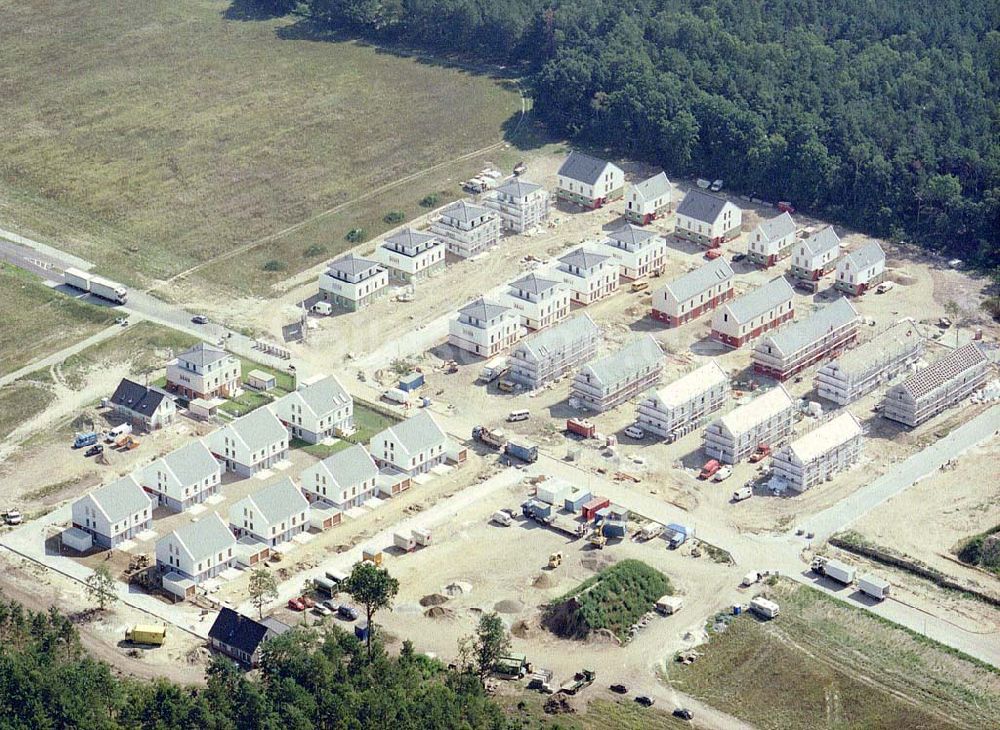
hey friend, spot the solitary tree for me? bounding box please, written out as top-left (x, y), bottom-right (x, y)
top-left (85, 564), bottom-right (118, 612)
top-left (944, 299), bottom-right (963, 347)
top-left (346, 561), bottom-right (399, 658)
top-left (461, 612), bottom-right (511, 685)
top-left (248, 567), bottom-right (278, 620)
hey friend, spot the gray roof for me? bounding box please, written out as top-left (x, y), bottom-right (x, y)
top-left (581, 335), bottom-right (662, 387)
top-left (171, 512), bottom-right (235, 563)
top-left (559, 247), bottom-right (610, 271)
top-left (228, 407), bottom-right (288, 453)
top-left (516, 314), bottom-right (601, 360)
top-left (90, 475), bottom-right (151, 524)
top-left (510, 272), bottom-right (560, 296)
top-left (756, 212), bottom-right (796, 242)
top-left (441, 200), bottom-right (493, 224)
top-left (799, 226), bottom-right (840, 257)
top-left (495, 178), bottom-right (542, 198)
top-left (630, 172), bottom-right (671, 202)
top-left (317, 444), bottom-right (378, 489)
top-left (897, 343), bottom-right (987, 400)
top-left (843, 241), bottom-right (885, 270)
top-left (179, 342), bottom-right (231, 368)
top-left (246, 477), bottom-right (309, 526)
top-left (661, 258), bottom-right (734, 304)
top-left (607, 223), bottom-right (658, 247)
top-left (459, 297), bottom-right (510, 322)
top-left (558, 151), bottom-right (620, 185)
top-left (833, 319), bottom-right (922, 377)
top-left (676, 189), bottom-right (731, 224)
top-left (156, 439), bottom-right (219, 487)
top-left (377, 410), bottom-right (446, 456)
top-left (327, 254), bottom-right (381, 277)
top-left (726, 277), bottom-right (795, 324)
top-left (293, 375), bottom-right (351, 418)
top-left (761, 298), bottom-right (859, 357)
top-left (384, 228), bottom-right (439, 249)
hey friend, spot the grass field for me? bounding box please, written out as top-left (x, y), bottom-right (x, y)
top-left (0, 0), bottom-right (521, 296)
top-left (0, 381), bottom-right (56, 441)
top-left (499, 694), bottom-right (686, 729)
top-left (669, 581), bottom-right (1000, 729)
top-left (0, 265), bottom-right (115, 376)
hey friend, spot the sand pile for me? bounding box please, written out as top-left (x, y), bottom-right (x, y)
top-left (532, 573), bottom-right (554, 589)
top-left (494, 598), bottom-right (525, 614)
top-left (511, 619), bottom-right (532, 638)
top-left (424, 606), bottom-right (455, 620)
top-left (419, 593), bottom-right (449, 607)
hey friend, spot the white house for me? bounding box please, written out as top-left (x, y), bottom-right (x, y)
top-left (747, 212), bottom-right (797, 267)
top-left (483, 178), bottom-right (550, 233)
top-left (703, 385), bottom-right (795, 464)
top-left (229, 477), bottom-right (310, 547)
top-left (166, 343), bottom-right (241, 400)
top-left (650, 258), bottom-right (735, 327)
top-left (429, 200), bottom-right (501, 258)
top-left (675, 190), bottom-right (742, 248)
top-left (71, 475), bottom-right (153, 549)
top-left (599, 224), bottom-right (667, 280)
top-left (555, 152), bottom-right (624, 209)
top-left (155, 512), bottom-right (237, 592)
top-left (508, 314), bottom-right (602, 389)
top-left (447, 297), bottom-right (522, 358)
top-left (711, 277), bottom-right (795, 348)
top-left (751, 297), bottom-right (860, 381)
top-left (109, 378), bottom-right (176, 432)
top-left (374, 228), bottom-right (446, 283)
top-left (370, 410), bottom-right (449, 476)
top-left (319, 254), bottom-right (389, 311)
top-left (570, 335), bottom-right (663, 412)
top-left (504, 273), bottom-right (570, 331)
top-left (554, 246), bottom-right (620, 305)
top-left (635, 361), bottom-right (730, 441)
top-left (624, 172), bottom-right (673, 225)
top-left (772, 412), bottom-right (864, 492)
top-left (835, 241), bottom-right (887, 295)
top-left (140, 439), bottom-right (222, 513)
top-left (790, 227), bottom-right (841, 280)
top-left (882, 343), bottom-right (990, 428)
top-left (207, 407), bottom-right (289, 477)
top-left (299, 444), bottom-right (379, 510)
top-left (272, 375), bottom-right (353, 444)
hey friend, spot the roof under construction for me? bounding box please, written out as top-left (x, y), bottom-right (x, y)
top-left (832, 319), bottom-right (922, 378)
top-left (786, 412), bottom-right (863, 463)
top-left (896, 343), bottom-right (988, 400)
top-left (715, 385), bottom-right (793, 437)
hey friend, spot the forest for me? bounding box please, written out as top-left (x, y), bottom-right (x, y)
top-left (295, 0), bottom-right (999, 268)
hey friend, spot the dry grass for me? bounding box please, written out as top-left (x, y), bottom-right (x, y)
top-left (0, 381), bottom-right (56, 441)
top-left (498, 693), bottom-right (687, 729)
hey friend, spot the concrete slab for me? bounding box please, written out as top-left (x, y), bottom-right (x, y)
top-left (117, 539), bottom-right (136, 551)
top-left (188, 504), bottom-right (207, 515)
top-left (205, 494), bottom-right (225, 505)
top-left (134, 529), bottom-right (157, 542)
top-left (272, 460), bottom-right (293, 471)
top-left (345, 506), bottom-right (367, 519)
top-left (364, 496), bottom-right (385, 509)
top-left (430, 464), bottom-right (454, 475)
top-left (292, 532), bottom-right (315, 545)
top-left (219, 567), bottom-right (242, 581)
top-left (255, 468), bottom-right (274, 480)
top-left (412, 473), bottom-right (433, 485)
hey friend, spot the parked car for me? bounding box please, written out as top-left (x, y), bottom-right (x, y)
top-left (287, 598), bottom-right (305, 611)
top-left (704, 248), bottom-right (723, 260)
top-left (338, 605), bottom-right (359, 621)
top-left (299, 595), bottom-right (316, 608)
top-left (610, 684), bottom-right (628, 694)
top-left (623, 425), bottom-right (645, 439)
top-left (635, 696), bottom-right (655, 707)
top-left (312, 604), bottom-right (332, 616)
top-left (672, 708), bottom-right (694, 721)
top-left (712, 465), bottom-right (733, 482)
top-left (710, 179), bottom-right (723, 191)
top-left (191, 315), bottom-right (209, 324)
top-left (731, 253), bottom-right (747, 262)
top-left (3, 510), bottom-right (23, 526)
top-left (322, 600), bottom-right (340, 613)
top-left (84, 444), bottom-right (104, 457)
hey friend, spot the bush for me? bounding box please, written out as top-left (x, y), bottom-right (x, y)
top-left (383, 210), bottom-right (406, 225)
top-left (345, 228), bottom-right (365, 243)
top-left (262, 259), bottom-right (287, 272)
top-left (303, 244), bottom-right (326, 257)
top-left (419, 193), bottom-right (440, 208)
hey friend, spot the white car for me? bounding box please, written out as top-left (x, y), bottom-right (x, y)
top-left (713, 466), bottom-right (733, 482)
top-left (623, 426), bottom-right (645, 439)
top-left (4, 510), bottom-right (23, 525)
top-left (312, 603), bottom-right (332, 616)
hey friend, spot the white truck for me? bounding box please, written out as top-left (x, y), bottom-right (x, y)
top-left (491, 511), bottom-right (512, 527)
top-left (858, 574), bottom-right (891, 601)
top-left (732, 485), bottom-right (753, 502)
top-left (741, 571), bottom-right (761, 587)
top-left (750, 596), bottom-right (780, 619)
top-left (89, 276), bottom-right (129, 304)
top-left (64, 267), bottom-right (93, 292)
top-left (478, 357), bottom-right (509, 383)
top-left (655, 595), bottom-right (683, 615)
top-left (812, 556), bottom-right (855, 585)
top-left (383, 387), bottom-right (411, 406)
top-left (639, 522), bottom-right (663, 541)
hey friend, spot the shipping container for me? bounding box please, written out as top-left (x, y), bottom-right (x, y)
top-left (412, 527), bottom-right (432, 546)
top-left (563, 489), bottom-right (592, 513)
top-left (393, 531), bottom-right (416, 551)
top-left (581, 497), bottom-right (610, 521)
top-left (858, 574), bottom-right (890, 600)
top-left (125, 625), bottom-right (166, 645)
top-left (398, 372), bottom-right (425, 392)
top-left (505, 439), bottom-right (538, 463)
top-left (602, 520), bottom-right (627, 539)
top-left (566, 418), bottom-right (596, 438)
top-left (536, 479), bottom-right (571, 506)
top-left (478, 357), bottom-right (509, 383)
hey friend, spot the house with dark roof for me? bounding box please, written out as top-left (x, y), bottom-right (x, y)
top-left (448, 297), bottom-right (522, 358)
top-left (504, 272), bottom-right (570, 331)
top-left (109, 378), bottom-right (176, 431)
top-left (374, 228), bottom-right (445, 283)
top-left (599, 224), bottom-right (666, 280)
top-left (751, 297), bottom-right (860, 381)
top-left (835, 241), bottom-right (886, 295)
top-left (675, 190), bottom-right (743, 248)
top-left (556, 152), bottom-right (624, 209)
top-left (484, 178), bottom-right (550, 232)
top-left (554, 246), bottom-right (620, 305)
top-left (624, 172), bottom-right (673, 225)
top-left (166, 343), bottom-right (241, 400)
top-left (429, 200), bottom-right (500, 258)
top-left (881, 343), bottom-right (989, 427)
top-left (319, 254), bottom-right (389, 311)
top-left (651, 258), bottom-right (735, 327)
top-left (71, 475), bottom-right (153, 548)
top-left (207, 608), bottom-right (290, 668)
top-left (790, 226), bottom-right (841, 281)
top-left (747, 212), bottom-right (797, 267)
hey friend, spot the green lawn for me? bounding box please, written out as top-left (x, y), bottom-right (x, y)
top-left (238, 360), bottom-right (295, 395)
top-left (0, 0), bottom-right (521, 296)
top-left (348, 401), bottom-right (402, 445)
top-left (289, 437), bottom-right (352, 459)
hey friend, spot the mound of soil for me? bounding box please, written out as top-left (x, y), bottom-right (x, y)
top-left (424, 606), bottom-right (455, 620)
top-left (544, 693), bottom-right (575, 715)
top-left (419, 593), bottom-right (449, 607)
top-left (889, 271), bottom-right (918, 285)
top-left (511, 619), bottom-right (532, 638)
top-left (494, 599), bottom-right (524, 614)
top-left (532, 573), bottom-right (554, 589)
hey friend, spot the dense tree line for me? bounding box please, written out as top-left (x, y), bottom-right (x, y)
top-left (296, 0), bottom-right (999, 268)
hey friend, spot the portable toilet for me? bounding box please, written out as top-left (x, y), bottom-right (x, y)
top-left (354, 622), bottom-right (370, 641)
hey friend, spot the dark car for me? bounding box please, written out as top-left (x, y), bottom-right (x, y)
top-left (635, 696), bottom-right (655, 707)
top-left (84, 444), bottom-right (104, 457)
top-left (338, 605), bottom-right (358, 621)
top-left (609, 684), bottom-right (628, 694)
top-left (731, 253), bottom-right (747, 262)
top-left (672, 708), bottom-right (694, 721)
top-left (191, 315), bottom-right (209, 324)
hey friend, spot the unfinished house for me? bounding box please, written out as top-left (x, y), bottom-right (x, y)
top-left (711, 277), bottom-right (795, 348)
top-left (556, 151), bottom-right (624, 209)
top-left (835, 241), bottom-right (887, 295)
top-left (599, 224), bottom-right (667, 280)
top-left (166, 343), bottom-right (241, 400)
top-left (882, 343), bottom-right (990, 427)
top-left (484, 178), bottom-right (550, 232)
top-left (448, 297), bottom-right (522, 358)
top-left (207, 407), bottom-right (289, 477)
top-left (814, 319), bottom-right (924, 405)
top-left (71, 476), bottom-right (153, 549)
top-left (504, 273), bottom-right (570, 331)
top-left (374, 228), bottom-right (446, 283)
top-left (751, 297), bottom-right (860, 381)
top-left (229, 477), bottom-right (310, 547)
top-left (272, 375), bottom-right (353, 444)
top-left (674, 190), bottom-right (742, 248)
top-left (156, 513), bottom-right (237, 598)
top-left (508, 314), bottom-right (601, 389)
top-left (554, 247), bottom-right (620, 305)
top-left (571, 335), bottom-right (663, 412)
top-left (635, 360), bottom-right (729, 441)
top-left (747, 212), bottom-right (796, 267)
top-left (651, 258), bottom-right (734, 327)
top-left (624, 172), bottom-right (673, 225)
top-left (370, 410), bottom-right (449, 476)
top-left (299, 444), bottom-right (379, 510)
top-left (703, 385), bottom-right (795, 464)
top-left (772, 412), bottom-right (864, 492)
top-left (429, 200), bottom-right (501, 258)
top-left (109, 378), bottom-right (176, 431)
top-left (790, 227), bottom-right (841, 281)
top-left (318, 254), bottom-right (389, 311)
top-left (140, 439), bottom-right (222, 512)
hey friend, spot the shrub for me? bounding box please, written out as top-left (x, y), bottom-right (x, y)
top-left (419, 193), bottom-right (440, 208)
top-left (262, 259), bottom-right (287, 272)
top-left (383, 210), bottom-right (406, 225)
top-left (303, 244), bottom-right (326, 257)
top-left (345, 228), bottom-right (365, 243)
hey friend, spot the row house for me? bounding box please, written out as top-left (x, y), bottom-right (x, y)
top-left (751, 297), bottom-right (860, 381)
top-left (229, 477), bottom-right (310, 547)
top-left (635, 360), bottom-right (729, 442)
top-left (674, 190), bottom-right (742, 248)
top-left (483, 178), bottom-right (550, 233)
top-left (156, 513), bottom-right (237, 598)
top-left (882, 343), bottom-right (990, 428)
top-left (429, 201), bottom-right (501, 258)
top-left (504, 273), bottom-right (570, 331)
top-left (299, 444), bottom-right (379, 510)
top-left (814, 319), bottom-right (924, 405)
top-left (556, 151), bottom-right (624, 209)
top-left (166, 343), bottom-right (241, 400)
top-left (318, 254), bottom-right (389, 311)
top-left (554, 247), bottom-right (620, 305)
top-left (140, 439), bottom-right (221, 513)
top-left (835, 241), bottom-right (886, 296)
top-left (272, 375), bottom-right (353, 444)
top-left (598, 224), bottom-right (666, 280)
top-left (772, 412), bottom-right (864, 492)
top-left (790, 227), bottom-right (841, 281)
top-left (207, 407), bottom-right (289, 477)
top-left (508, 314), bottom-right (601, 390)
top-left (570, 335), bottom-right (663, 412)
top-left (624, 172), bottom-right (673, 225)
top-left (370, 410), bottom-right (449, 476)
top-left (374, 228), bottom-right (445, 283)
top-left (71, 476), bottom-right (153, 549)
top-left (703, 385), bottom-right (795, 464)
top-left (447, 297), bottom-right (522, 358)
top-left (711, 277), bottom-right (795, 348)
top-left (651, 258), bottom-right (734, 327)
top-left (109, 378), bottom-right (176, 431)
top-left (747, 212), bottom-right (796, 267)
